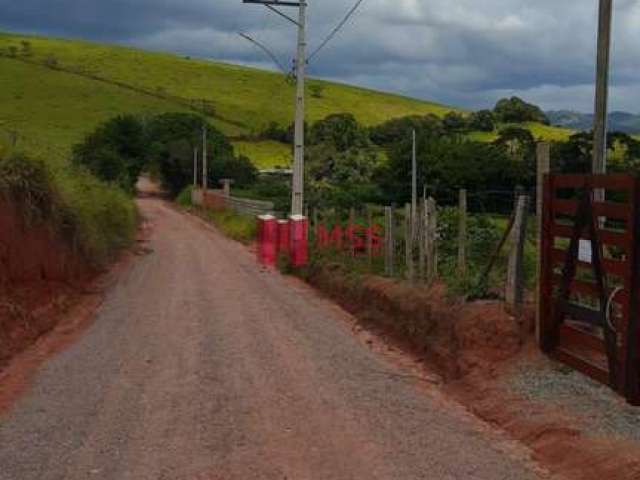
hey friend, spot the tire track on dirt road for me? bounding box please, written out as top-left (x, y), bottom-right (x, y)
top-left (0, 186), bottom-right (552, 479)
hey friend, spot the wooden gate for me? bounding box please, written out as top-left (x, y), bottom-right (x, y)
top-left (540, 174), bottom-right (640, 405)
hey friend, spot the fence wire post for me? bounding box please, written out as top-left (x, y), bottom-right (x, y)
top-left (535, 143), bottom-right (551, 346)
top-left (418, 198), bottom-right (426, 280)
top-left (405, 203), bottom-right (414, 282)
top-left (426, 197), bottom-right (438, 284)
top-left (506, 195), bottom-right (530, 317)
top-left (367, 207), bottom-right (373, 268)
top-left (457, 189), bottom-right (468, 278)
top-left (384, 206), bottom-right (395, 277)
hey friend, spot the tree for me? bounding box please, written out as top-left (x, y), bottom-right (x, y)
top-left (380, 136), bottom-right (522, 206)
top-left (145, 113), bottom-right (256, 196)
top-left (309, 84), bottom-right (325, 99)
top-left (468, 110), bottom-right (495, 132)
top-left (442, 112), bottom-right (468, 134)
top-left (494, 96), bottom-right (549, 124)
top-left (308, 113), bottom-right (367, 152)
top-left (370, 114), bottom-right (444, 146)
top-left (20, 40), bottom-right (32, 57)
top-left (72, 115), bottom-right (146, 192)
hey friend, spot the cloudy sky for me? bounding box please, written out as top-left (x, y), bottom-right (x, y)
top-left (1, 0), bottom-right (639, 112)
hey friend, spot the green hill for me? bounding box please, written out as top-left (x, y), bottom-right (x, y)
top-left (0, 32), bottom-right (572, 168)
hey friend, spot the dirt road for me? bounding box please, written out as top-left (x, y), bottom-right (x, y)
top-left (0, 188), bottom-right (547, 479)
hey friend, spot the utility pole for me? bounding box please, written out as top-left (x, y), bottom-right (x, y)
top-left (243, 0), bottom-right (307, 216)
top-left (593, 0), bottom-right (613, 176)
top-left (202, 125), bottom-right (208, 191)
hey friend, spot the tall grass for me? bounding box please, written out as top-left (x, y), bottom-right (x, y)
top-left (0, 150), bottom-right (137, 266)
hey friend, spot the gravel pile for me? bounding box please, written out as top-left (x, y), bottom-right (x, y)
top-left (509, 357), bottom-right (640, 442)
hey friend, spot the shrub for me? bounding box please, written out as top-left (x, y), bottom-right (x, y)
top-left (176, 185), bottom-right (193, 207)
top-left (72, 115), bottom-right (146, 193)
top-left (494, 96), bottom-right (549, 124)
top-left (203, 208), bottom-right (256, 244)
top-left (0, 151), bottom-right (137, 265)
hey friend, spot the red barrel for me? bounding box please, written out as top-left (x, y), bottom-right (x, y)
top-left (257, 215), bottom-right (277, 266)
top-left (289, 215), bottom-right (309, 267)
top-left (277, 219), bottom-right (291, 256)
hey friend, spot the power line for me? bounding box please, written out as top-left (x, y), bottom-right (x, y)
top-left (237, 32), bottom-right (289, 74)
top-left (307, 0), bottom-right (365, 64)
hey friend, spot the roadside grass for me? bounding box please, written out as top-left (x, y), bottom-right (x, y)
top-left (232, 140), bottom-right (291, 170)
top-left (176, 186), bottom-right (257, 244)
top-left (205, 209), bottom-right (257, 244)
top-left (0, 150), bottom-right (137, 265)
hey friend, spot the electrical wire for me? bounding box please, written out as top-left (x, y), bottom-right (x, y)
top-left (237, 32), bottom-right (288, 74)
top-left (307, 0), bottom-right (366, 64)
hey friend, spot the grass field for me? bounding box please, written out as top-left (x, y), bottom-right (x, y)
top-left (232, 141), bottom-right (291, 169)
top-left (0, 31), bottom-right (574, 169)
top-left (0, 57), bottom-right (190, 161)
top-left (468, 122), bottom-right (574, 143)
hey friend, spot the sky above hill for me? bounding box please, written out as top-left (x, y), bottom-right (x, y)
top-left (1, 0), bottom-right (639, 113)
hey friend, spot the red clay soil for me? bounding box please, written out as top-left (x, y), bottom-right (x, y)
top-left (0, 214), bottom-right (149, 415)
top-left (0, 200), bottom-right (92, 369)
top-left (306, 267), bottom-right (640, 480)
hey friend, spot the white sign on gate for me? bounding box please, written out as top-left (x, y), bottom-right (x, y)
top-left (578, 239), bottom-right (593, 264)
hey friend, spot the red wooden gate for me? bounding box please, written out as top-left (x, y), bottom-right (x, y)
top-left (540, 174), bottom-right (640, 405)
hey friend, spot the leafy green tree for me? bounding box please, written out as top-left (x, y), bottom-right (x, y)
top-left (72, 115), bottom-right (146, 192)
top-left (370, 114), bottom-right (444, 146)
top-left (380, 136), bottom-right (522, 206)
top-left (145, 113), bottom-right (256, 196)
top-left (494, 96), bottom-right (549, 124)
top-left (308, 113), bottom-right (367, 152)
top-left (442, 112), bottom-right (468, 134)
top-left (468, 110), bottom-right (496, 132)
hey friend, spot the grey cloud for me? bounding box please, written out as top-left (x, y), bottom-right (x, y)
top-left (0, 0), bottom-right (639, 112)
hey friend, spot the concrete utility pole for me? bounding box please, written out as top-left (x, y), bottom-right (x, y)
top-left (202, 125), bottom-right (208, 191)
top-left (243, 0), bottom-right (307, 216)
top-left (593, 0), bottom-right (613, 175)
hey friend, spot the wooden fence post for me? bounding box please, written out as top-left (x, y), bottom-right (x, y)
top-left (506, 195), bottom-right (530, 316)
top-left (418, 198), bottom-right (426, 280)
top-left (385, 206), bottom-right (395, 277)
top-left (457, 189), bottom-right (468, 278)
top-left (426, 197), bottom-right (438, 284)
top-left (405, 203), bottom-right (414, 281)
top-left (535, 143), bottom-right (550, 346)
top-left (349, 207), bottom-right (356, 256)
top-left (367, 207), bottom-right (373, 267)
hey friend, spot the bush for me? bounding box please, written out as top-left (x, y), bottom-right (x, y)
top-left (0, 151), bottom-right (137, 265)
top-left (203, 208), bottom-right (256, 244)
top-left (72, 115), bottom-right (146, 193)
top-left (176, 185), bottom-right (193, 207)
top-left (494, 96), bottom-right (549, 124)
top-left (146, 112), bottom-right (256, 197)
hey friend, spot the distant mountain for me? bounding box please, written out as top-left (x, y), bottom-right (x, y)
top-left (547, 110), bottom-right (640, 134)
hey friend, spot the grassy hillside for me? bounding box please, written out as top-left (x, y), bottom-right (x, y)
top-left (468, 122), bottom-right (573, 143)
top-left (0, 57), bottom-right (191, 161)
top-left (0, 31), bottom-right (573, 168)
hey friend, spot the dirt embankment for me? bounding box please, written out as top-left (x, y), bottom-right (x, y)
top-left (0, 200), bottom-right (93, 368)
top-left (306, 263), bottom-right (640, 480)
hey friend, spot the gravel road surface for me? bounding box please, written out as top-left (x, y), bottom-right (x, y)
top-left (0, 188), bottom-right (545, 479)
